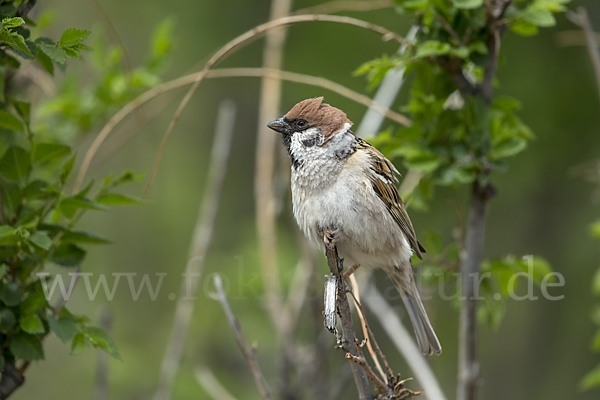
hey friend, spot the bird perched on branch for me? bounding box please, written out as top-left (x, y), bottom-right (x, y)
top-left (267, 97), bottom-right (441, 356)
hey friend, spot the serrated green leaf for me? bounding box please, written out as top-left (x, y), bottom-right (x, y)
top-left (35, 143), bottom-right (71, 163)
top-left (0, 309), bottom-right (16, 333)
top-left (63, 47), bottom-right (80, 59)
top-left (96, 193), bottom-right (144, 206)
top-left (50, 243), bottom-right (86, 267)
top-left (0, 146), bottom-right (31, 183)
top-left (2, 17), bottom-right (25, 29)
top-left (48, 315), bottom-right (78, 343)
top-left (10, 32), bottom-right (33, 57)
top-left (61, 230), bottom-right (110, 244)
top-left (20, 292), bottom-right (48, 315)
top-left (29, 231), bottom-right (52, 250)
top-left (453, 0), bottom-right (484, 9)
top-left (83, 326), bottom-right (121, 361)
top-left (71, 332), bottom-right (87, 355)
top-left (10, 332), bottom-right (44, 361)
top-left (60, 28), bottom-right (90, 47)
top-left (36, 47), bottom-right (54, 75)
top-left (0, 110), bottom-right (25, 132)
top-left (41, 44), bottom-right (66, 64)
top-left (0, 282), bottom-right (23, 306)
top-left (19, 314), bottom-right (45, 334)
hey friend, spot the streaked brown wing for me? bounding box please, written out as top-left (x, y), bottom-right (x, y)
top-left (356, 138), bottom-right (426, 259)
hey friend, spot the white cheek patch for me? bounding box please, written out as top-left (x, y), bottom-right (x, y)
top-left (289, 128), bottom-right (325, 165)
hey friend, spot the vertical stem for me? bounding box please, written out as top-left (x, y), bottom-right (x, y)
top-left (456, 182), bottom-right (490, 400)
top-left (323, 236), bottom-right (371, 400)
top-left (254, 0), bottom-right (294, 331)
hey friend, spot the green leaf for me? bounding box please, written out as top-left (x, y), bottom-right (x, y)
top-left (61, 230), bottom-right (110, 244)
top-left (415, 40), bottom-right (451, 58)
top-left (491, 137), bottom-right (527, 159)
top-left (390, 145), bottom-right (442, 173)
top-left (0, 309), bottom-right (16, 333)
top-left (2, 17), bottom-right (25, 29)
top-left (10, 332), bottom-right (44, 361)
top-left (12, 33), bottom-right (33, 57)
top-left (9, 98), bottom-right (30, 123)
top-left (520, 5), bottom-right (556, 27)
top-left (41, 44), bottom-right (66, 64)
top-left (0, 110), bottom-right (25, 131)
top-left (24, 179), bottom-right (49, 199)
top-left (0, 264), bottom-right (6, 280)
top-left (71, 332), bottom-right (87, 355)
top-left (60, 28), bottom-right (90, 47)
top-left (20, 314), bottom-right (45, 334)
top-left (20, 292), bottom-right (48, 315)
top-left (509, 19), bottom-right (539, 36)
top-left (96, 193), bottom-right (145, 206)
top-left (59, 196), bottom-right (109, 218)
top-left (61, 154), bottom-right (76, 184)
top-left (50, 243), bottom-right (86, 267)
top-left (0, 282), bottom-right (23, 306)
top-left (83, 326), bottom-right (121, 361)
top-left (401, 0), bottom-right (429, 11)
top-left (35, 143), bottom-right (71, 163)
top-left (36, 48), bottom-right (54, 75)
top-left (29, 231), bottom-right (52, 250)
top-left (453, 0), bottom-right (484, 10)
top-left (63, 47), bottom-right (80, 59)
top-left (0, 146), bottom-right (31, 183)
top-left (48, 315), bottom-right (78, 343)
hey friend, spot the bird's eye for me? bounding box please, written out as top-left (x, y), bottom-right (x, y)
top-left (297, 120), bottom-right (307, 128)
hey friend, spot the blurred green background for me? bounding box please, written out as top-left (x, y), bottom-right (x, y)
top-left (13, 0), bottom-right (600, 399)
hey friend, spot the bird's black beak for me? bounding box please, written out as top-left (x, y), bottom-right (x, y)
top-left (267, 117), bottom-right (292, 135)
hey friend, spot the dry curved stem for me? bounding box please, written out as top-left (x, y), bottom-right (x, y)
top-left (293, 0), bottom-right (394, 15)
top-left (348, 274), bottom-right (392, 383)
top-left (139, 13), bottom-right (407, 196)
top-left (74, 67), bottom-right (411, 193)
top-left (212, 275), bottom-right (274, 400)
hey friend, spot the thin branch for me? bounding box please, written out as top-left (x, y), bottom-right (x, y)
top-left (571, 7), bottom-right (600, 101)
top-left (322, 230), bottom-right (372, 400)
top-left (195, 367), bottom-right (239, 400)
top-left (142, 14), bottom-right (407, 196)
top-left (348, 274), bottom-right (390, 383)
top-left (212, 275), bottom-right (274, 400)
top-left (74, 67), bottom-right (411, 193)
top-left (153, 100), bottom-right (236, 400)
top-left (293, 0), bottom-right (393, 15)
top-left (361, 281), bottom-right (448, 400)
top-left (254, 0), bottom-right (293, 344)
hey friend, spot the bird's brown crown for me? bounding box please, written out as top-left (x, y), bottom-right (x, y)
top-left (285, 97), bottom-right (353, 140)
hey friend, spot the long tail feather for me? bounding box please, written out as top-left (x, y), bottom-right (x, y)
top-left (390, 271), bottom-right (442, 356)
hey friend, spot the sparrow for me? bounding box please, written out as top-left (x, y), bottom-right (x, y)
top-left (267, 97), bottom-right (441, 356)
